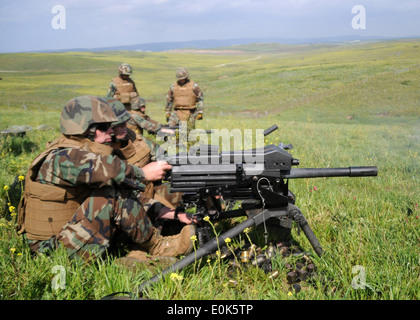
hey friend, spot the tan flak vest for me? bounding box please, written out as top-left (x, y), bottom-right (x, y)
top-left (173, 81), bottom-right (197, 110)
top-left (17, 135), bottom-right (113, 240)
top-left (112, 76), bottom-right (139, 104)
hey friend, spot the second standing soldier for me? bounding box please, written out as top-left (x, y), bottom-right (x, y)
top-left (165, 68), bottom-right (204, 129)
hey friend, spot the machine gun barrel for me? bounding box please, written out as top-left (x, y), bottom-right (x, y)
top-left (282, 166), bottom-right (378, 179)
top-left (263, 124), bottom-right (278, 136)
top-left (168, 165), bottom-right (378, 193)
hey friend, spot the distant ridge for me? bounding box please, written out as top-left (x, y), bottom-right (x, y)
top-left (33, 35), bottom-right (417, 53)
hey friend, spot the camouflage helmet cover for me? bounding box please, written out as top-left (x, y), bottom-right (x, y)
top-left (60, 96), bottom-right (117, 135)
top-left (131, 96), bottom-right (146, 111)
top-left (176, 67), bottom-right (189, 80)
top-left (103, 97), bottom-right (132, 127)
top-left (118, 63), bottom-right (132, 75)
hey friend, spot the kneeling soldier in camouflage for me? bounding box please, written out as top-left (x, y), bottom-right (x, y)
top-left (17, 96), bottom-right (195, 261)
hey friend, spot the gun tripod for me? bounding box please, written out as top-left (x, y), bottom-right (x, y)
top-left (136, 203), bottom-right (322, 294)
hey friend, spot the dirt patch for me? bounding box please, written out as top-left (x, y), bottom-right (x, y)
top-left (375, 111), bottom-right (390, 117)
top-left (240, 110), bottom-right (268, 118)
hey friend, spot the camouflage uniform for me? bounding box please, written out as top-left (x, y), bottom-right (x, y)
top-left (127, 96), bottom-right (163, 135)
top-left (165, 68), bottom-right (204, 129)
top-left (17, 96), bottom-right (164, 259)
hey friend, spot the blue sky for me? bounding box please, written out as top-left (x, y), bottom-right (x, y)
top-left (0, 0), bottom-right (419, 53)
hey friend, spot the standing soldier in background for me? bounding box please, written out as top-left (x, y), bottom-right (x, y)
top-left (17, 95), bottom-right (195, 261)
top-left (165, 68), bottom-right (204, 129)
top-left (108, 65), bottom-right (168, 137)
top-left (107, 63), bottom-right (139, 108)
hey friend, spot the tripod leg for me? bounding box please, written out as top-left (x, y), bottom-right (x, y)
top-left (136, 214), bottom-right (257, 295)
top-left (288, 204), bottom-right (323, 257)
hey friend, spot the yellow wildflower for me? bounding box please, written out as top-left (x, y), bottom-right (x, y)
top-left (170, 273), bottom-right (183, 282)
top-left (203, 216), bottom-right (210, 222)
top-left (244, 228), bottom-right (251, 234)
top-left (18, 175), bottom-right (25, 181)
top-left (10, 247), bottom-right (16, 254)
top-left (3, 185), bottom-right (9, 191)
top-left (288, 291), bottom-right (293, 296)
top-left (9, 206), bottom-right (16, 213)
top-left (225, 237), bottom-right (231, 243)
top-left (190, 235), bottom-right (197, 241)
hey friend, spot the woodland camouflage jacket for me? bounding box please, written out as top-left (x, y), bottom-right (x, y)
top-left (36, 139), bottom-right (147, 190)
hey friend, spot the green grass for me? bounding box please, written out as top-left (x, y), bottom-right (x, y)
top-left (0, 39), bottom-right (419, 300)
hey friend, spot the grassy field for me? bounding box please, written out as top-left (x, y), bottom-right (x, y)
top-left (0, 39), bottom-right (419, 301)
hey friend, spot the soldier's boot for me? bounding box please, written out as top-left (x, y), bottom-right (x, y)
top-left (139, 225), bottom-right (196, 257)
top-left (115, 250), bottom-right (178, 270)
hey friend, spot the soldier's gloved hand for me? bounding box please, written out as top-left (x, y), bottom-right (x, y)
top-left (196, 112), bottom-right (203, 120)
top-left (166, 112), bottom-right (171, 122)
top-left (157, 207), bottom-right (199, 225)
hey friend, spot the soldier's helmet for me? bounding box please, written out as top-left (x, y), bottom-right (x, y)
top-left (118, 63), bottom-right (132, 75)
top-left (176, 67), bottom-right (189, 80)
top-left (60, 96), bottom-right (117, 135)
top-left (131, 96), bottom-right (147, 111)
top-left (103, 97), bottom-right (131, 127)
